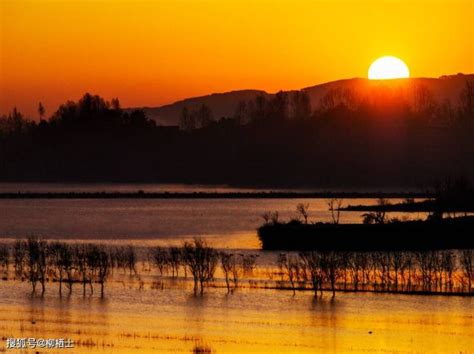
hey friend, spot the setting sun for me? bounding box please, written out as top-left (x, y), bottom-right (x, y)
top-left (368, 56), bottom-right (410, 80)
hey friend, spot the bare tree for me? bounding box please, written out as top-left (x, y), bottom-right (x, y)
top-left (97, 248), bottom-right (110, 297)
top-left (241, 254), bottom-right (257, 275)
top-left (390, 252), bottom-right (405, 291)
top-left (277, 253), bottom-right (300, 295)
top-left (125, 246), bottom-right (137, 275)
top-left (362, 198), bottom-right (388, 224)
top-left (441, 250), bottom-right (455, 292)
top-left (321, 251), bottom-right (340, 297)
top-left (460, 249), bottom-right (473, 292)
top-left (0, 243), bottom-right (9, 278)
top-left (73, 245), bottom-right (90, 296)
top-left (13, 240), bottom-right (26, 278)
top-left (168, 247), bottom-right (182, 277)
top-left (220, 252), bottom-right (234, 292)
top-left (48, 242), bottom-right (72, 296)
top-left (327, 199), bottom-right (343, 224)
top-left (182, 238), bottom-right (218, 295)
top-left (151, 247), bottom-right (169, 276)
top-left (299, 252), bottom-right (324, 297)
top-left (296, 203), bottom-right (310, 224)
top-left (25, 237), bottom-right (47, 295)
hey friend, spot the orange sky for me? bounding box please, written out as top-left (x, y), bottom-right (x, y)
top-left (1, 0), bottom-right (473, 118)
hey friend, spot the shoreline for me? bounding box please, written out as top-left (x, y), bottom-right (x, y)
top-left (258, 217), bottom-right (474, 251)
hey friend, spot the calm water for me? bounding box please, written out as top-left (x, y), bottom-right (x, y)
top-left (0, 183), bottom-right (470, 353)
top-left (0, 279), bottom-right (472, 354)
top-left (0, 182), bottom-right (416, 194)
top-left (0, 198), bottom-right (427, 249)
top-left (0, 182), bottom-right (427, 248)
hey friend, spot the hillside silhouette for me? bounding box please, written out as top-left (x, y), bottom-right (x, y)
top-left (134, 74), bottom-right (473, 126)
top-left (0, 74), bottom-right (473, 188)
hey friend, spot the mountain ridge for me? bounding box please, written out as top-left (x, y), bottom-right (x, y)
top-left (128, 73), bottom-right (473, 126)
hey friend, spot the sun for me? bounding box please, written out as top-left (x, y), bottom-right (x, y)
top-left (368, 56), bottom-right (410, 80)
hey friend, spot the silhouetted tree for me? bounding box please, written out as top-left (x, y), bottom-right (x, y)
top-left (321, 251), bottom-right (340, 297)
top-left (277, 253), bottom-right (300, 295)
top-left (459, 80), bottom-right (474, 123)
top-left (299, 252), bottom-right (324, 296)
top-left (327, 199), bottom-right (343, 224)
top-left (111, 97), bottom-right (121, 110)
top-left (270, 91), bottom-right (289, 121)
top-left (48, 242), bottom-right (72, 296)
top-left (13, 240), bottom-right (26, 278)
top-left (362, 198), bottom-right (388, 224)
top-left (196, 104), bottom-right (214, 128)
top-left (38, 102), bottom-right (45, 121)
top-left (125, 246), bottom-right (137, 275)
top-left (151, 246), bottom-right (169, 276)
top-left (412, 84), bottom-right (435, 115)
top-left (296, 203), bottom-right (310, 224)
top-left (291, 91), bottom-right (312, 120)
top-left (168, 247), bottom-right (182, 277)
top-left (182, 238), bottom-right (218, 295)
top-left (180, 106), bottom-right (196, 131)
top-left (220, 252), bottom-right (235, 292)
top-left (25, 237), bottom-right (47, 295)
top-left (73, 245), bottom-right (90, 296)
top-left (250, 94), bottom-right (267, 121)
top-left (0, 243), bottom-right (9, 278)
top-left (234, 100), bottom-right (248, 125)
top-left (460, 249), bottom-right (473, 292)
top-left (96, 248), bottom-right (110, 297)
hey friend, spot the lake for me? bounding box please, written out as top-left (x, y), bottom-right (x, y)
top-left (0, 182), bottom-right (427, 248)
top-left (0, 277), bottom-right (472, 353)
top-left (1, 183), bottom-right (469, 354)
top-left (0, 198), bottom-right (428, 249)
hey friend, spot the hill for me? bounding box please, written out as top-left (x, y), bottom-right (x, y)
top-left (130, 74), bottom-right (473, 125)
top-left (132, 90), bottom-right (271, 126)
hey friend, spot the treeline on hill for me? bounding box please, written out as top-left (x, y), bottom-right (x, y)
top-left (0, 81), bottom-right (473, 187)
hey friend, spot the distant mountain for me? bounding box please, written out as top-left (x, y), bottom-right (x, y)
top-left (132, 90), bottom-right (271, 126)
top-left (129, 74), bottom-right (473, 126)
top-left (301, 74), bottom-right (473, 109)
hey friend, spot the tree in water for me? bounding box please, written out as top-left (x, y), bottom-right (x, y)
top-left (48, 242), bottom-right (73, 296)
top-left (25, 237), bottom-right (47, 295)
top-left (182, 238), bottom-right (218, 295)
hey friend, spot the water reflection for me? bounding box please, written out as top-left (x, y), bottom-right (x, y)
top-left (0, 276), bottom-right (472, 353)
top-left (0, 262), bottom-right (474, 353)
top-left (0, 198), bottom-right (427, 247)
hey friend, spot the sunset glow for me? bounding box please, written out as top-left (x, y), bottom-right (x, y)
top-left (0, 0), bottom-right (473, 117)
